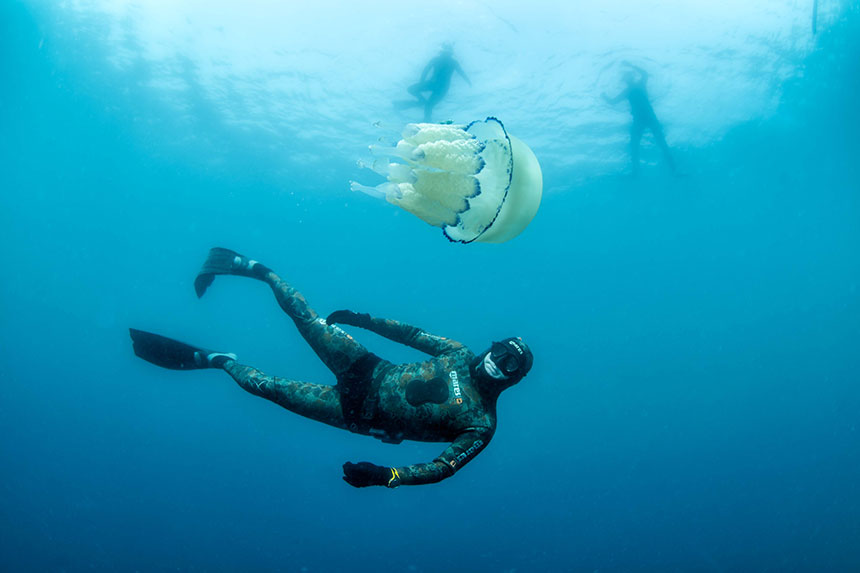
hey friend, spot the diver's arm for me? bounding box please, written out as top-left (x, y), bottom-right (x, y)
top-left (455, 63), bottom-right (472, 86)
top-left (326, 310), bottom-right (463, 356)
top-left (394, 429), bottom-right (492, 486)
top-left (602, 89), bottom-right (627, 105)
top-left (342, 429), bottom-right (492, 488)
top-left (623, 61), bottom-right (649, 83)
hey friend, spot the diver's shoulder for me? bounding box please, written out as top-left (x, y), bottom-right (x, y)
top-left (447, 345), bottom-right (476, 362)
top-left (452, 343), bottom-right (473, 355)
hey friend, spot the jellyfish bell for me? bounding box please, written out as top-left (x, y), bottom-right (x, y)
top-left (470, 132), bottom-right (542, 243)
top-left (350, 117), bottom-right (542, 244)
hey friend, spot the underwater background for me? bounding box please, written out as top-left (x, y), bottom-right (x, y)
top-left (2, 1), bottom-right (859, 571)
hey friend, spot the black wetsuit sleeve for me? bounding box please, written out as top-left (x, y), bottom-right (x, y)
top-left (392, 429), bottom-right (492, 486)
top-left (359, 317), bottom-right (464, 356)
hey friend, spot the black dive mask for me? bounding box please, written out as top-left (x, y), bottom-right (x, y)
top-left (479, 338), bottom-right (534, 381)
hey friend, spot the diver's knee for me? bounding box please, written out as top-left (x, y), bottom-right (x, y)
top-left (231, 364), bottom-right (271, 393)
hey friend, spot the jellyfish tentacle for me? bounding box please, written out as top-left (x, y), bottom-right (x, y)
top-left (349, 181), bottom-right (403, 200)
top-left (387, 163), bottom-right (417, 183)
top-left (402, 123), bottom-right (469, 144)
top-left (358, 159), bottom-right (417, 184)
top-left (389, 184), bottom-right (459, 227)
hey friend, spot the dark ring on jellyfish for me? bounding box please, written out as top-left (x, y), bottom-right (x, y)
top-left (442, 116), bottom-right (514, 244)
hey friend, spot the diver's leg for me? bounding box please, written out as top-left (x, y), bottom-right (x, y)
top-left (424, 90), bottom-right (445, 122)
top-left (223, 360), bottom-right (346, 429)
top-left (262, 270), bottom-right (371, 377)
top-left (651, 122), bottom-right (676, 173)
top-left (630, 122), bottom-right (645, 176)
top-left (194, 248), bottom-right (372, 377)
top-left (194, 248), bottom-right (369, 377)
top-left (407, 82), bottom-right (428, 102)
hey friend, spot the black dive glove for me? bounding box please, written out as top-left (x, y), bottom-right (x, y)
top-left (326, 310), bottom-right (373, 329)
top-left (342, 461), bottom-right (400, 488)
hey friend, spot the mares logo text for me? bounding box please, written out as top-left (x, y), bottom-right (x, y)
top-left (449, 370), bottom-right (463, 404)
top-left (450, 439), bottom-right (484, 469)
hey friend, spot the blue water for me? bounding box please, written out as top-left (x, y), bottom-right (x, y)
top-left (2, 1), bottom-right (859, 571)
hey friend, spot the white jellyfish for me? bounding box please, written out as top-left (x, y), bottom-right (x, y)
top-left (350, 117), bottom-right (543, 243)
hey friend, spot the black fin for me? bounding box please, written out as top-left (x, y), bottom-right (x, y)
top-left (194, 247), bottom-right (242, 298)
top-left (129, 328), bottom-right (208, 370)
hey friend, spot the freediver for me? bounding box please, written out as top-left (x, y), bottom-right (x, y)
top-left (602, 61), bottom-right (677, 176)
top-left (129, 248), bottom-right (533, 488)
top-left (398, 43), bottom-right (472, 122)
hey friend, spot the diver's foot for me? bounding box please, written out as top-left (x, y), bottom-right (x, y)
top-left (193, 351), bottom-right (238, 369)
top-left (194, 247), bottom-right (272, 298)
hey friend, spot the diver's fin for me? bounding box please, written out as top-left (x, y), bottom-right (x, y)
top-left (194, 247), bottom-right (243, 298)
top-left (129, 328), bottom-right (236, 370)
top-left (194, 247), bottom-right (270, 298)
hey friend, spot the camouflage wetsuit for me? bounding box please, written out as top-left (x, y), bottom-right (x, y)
top-left (220, 266), bottom-right (499, 488)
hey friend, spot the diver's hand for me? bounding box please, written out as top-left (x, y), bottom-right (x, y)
top-left (342, 461), bottom-right (397, 488)
top-left (326, 310), bottom-right (372, 328)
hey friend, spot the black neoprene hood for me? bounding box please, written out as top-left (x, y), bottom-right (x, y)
top-left (471, 337), bottom-right (534, 389)
top-left (497, 337), bottom-right (534, 377)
